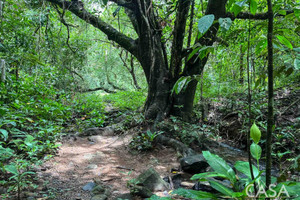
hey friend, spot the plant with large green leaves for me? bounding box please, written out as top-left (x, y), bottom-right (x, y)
top-left (149, 123), bottom-right (299, 199)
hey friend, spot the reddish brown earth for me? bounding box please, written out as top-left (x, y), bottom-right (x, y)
top-left (37, 134), bottom-right (179, 200)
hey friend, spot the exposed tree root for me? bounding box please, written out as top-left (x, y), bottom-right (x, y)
top-left (155, 135), bottom-right (196, 157)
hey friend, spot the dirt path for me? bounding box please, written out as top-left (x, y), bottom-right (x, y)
top-left (37, 134), bottom-right (178, 200)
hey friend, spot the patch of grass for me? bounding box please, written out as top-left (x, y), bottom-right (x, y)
top-left (102, 91), bottom-right (146, 111)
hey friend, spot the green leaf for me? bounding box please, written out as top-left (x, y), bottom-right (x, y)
top-left (198, 14), bottom-right (215, 34)
top-left (147, 195), bottom-right (173, 200)
top-left (4, 164), bottom-right (18, 175)
top-left (278, 10), bottom-right (287, 16)
top-left (172, 188), bottom-right (217, 199)
top-left (255, 39), bottom-right (267, 55)
top-left (234, 161), bottom-right (260, 180)
top-left (0, 42), bottom-right (6, 52)
top-left (250, 0), bottom-right (257, 15)
top-left (188, 46), bottom-right (201, 61)
top-left (250, 122), bottom-right (261, 143)
top-left (0, 129), bottom-right (8, 141)
top-left (191, 172), bottom-right (229, 181)
top-left (25, 135), bottom-right (35, 143)
top-left (24, 135), bottom-right (35, 148)
top-left (0, 145), bottom-right (14, 160)
top-left (219, 18), bottom-right (232, 31)
top-left (198, 46), bottom-right (214, 59)
top-left (227, 0), bottom-right (235, 9)
top-left (172, 76), bottom-right (192, 95)
top-left (232, 0), bottom-right (247, 17)
top-left (20, 171), bottom-right (35, 178)
top-left (294, 9), bottom-right (300, 17)
top-left (208, 180), bottom-right (234, 196)
top-left (250, 143), bottom-right (262, 160)
top-left (294, 59), bottom-right (300, 70)
top-left (202, 151), bottom-right (236, 183)
top-left (102, 0), bottom-right (108, 5)
top-left (268, 182), bottom-right (300, 199)
top-left (276, 35), bottom-right (293, 50)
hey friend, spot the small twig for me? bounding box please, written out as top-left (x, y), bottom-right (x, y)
top-left (168, 175), bottom-right (174, 189)
top-left (54, 5), bottom-right (77, 53)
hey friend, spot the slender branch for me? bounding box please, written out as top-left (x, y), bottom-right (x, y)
top-left (105, 65), bottom-right (125, 91)
top-left (119, 50), bottom-right (141, 89)
top-left (45, 0), bottom-right (138, 56)
top-left (54, 5), bottom-right (76, 53)
top-left (64, 66), bottom-right (84, 81)
top-left (226, 10), bottom-right (293, 20)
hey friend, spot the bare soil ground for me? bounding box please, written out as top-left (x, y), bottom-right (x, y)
top-left (37, 134), bottom-right (178, 200)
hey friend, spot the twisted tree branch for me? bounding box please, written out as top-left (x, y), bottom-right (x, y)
top-left (45, 0), bottom-right (138, 56)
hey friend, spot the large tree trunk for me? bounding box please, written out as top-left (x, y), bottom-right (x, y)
top-left (170, 0), bottom-right (227, 120)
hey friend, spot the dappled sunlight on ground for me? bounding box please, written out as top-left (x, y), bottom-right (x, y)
top-left (38, 135), bottom-right (178, 199)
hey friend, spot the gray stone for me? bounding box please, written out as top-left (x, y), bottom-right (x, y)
top-left (83, 182), bottom-right (96, 191)
top-left (102, 127), bottom-right (114, 136)
top-left (131, 185), bottom-right (153, 198)
top-left (91, 194), bottom-right (108, 200)
top-left (114, 193), bottom-right (134, 200)
top-left (88, 136), bottom-right (102, 143)
top-left (82, 128), bottom-right (103, 136)
top-left (135, 167), bottom-right (169, 191)
top-left (81, 127), bottom-right (114, 137)
top-left (180, 154), bottom-right (209, 174)
top-left (129, 167), bottom-right (169, 198)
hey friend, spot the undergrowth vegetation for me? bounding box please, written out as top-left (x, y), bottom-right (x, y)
top-left (0, 72), bottom-right (106, 199)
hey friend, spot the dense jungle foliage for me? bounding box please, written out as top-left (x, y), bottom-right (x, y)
top-left (0, 0), bottom-right (299, 199)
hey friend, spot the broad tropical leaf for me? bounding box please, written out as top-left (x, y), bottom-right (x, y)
top-left (172, 76), bottom-right (192, 95)
top-left (202, 151), bottom-right (236, 183)
top-left (250, 0), bottom-right (258, 15)
top-left (172, 188), bottom-right (217, 199)
top-left (198, 15), bottom-right (215, 34)
top-left (4, 165), bottom-right (18, 175)
top-left (250, 122), bottom-right (261, 144)
top-left (219, 18), bottom-right (232, 31)
top-left (250, 143), bottom-right (262, 160)
top-left (102, 0), bottom-right (108, 5)
top-left (234, 161), bottom-right (260, 179)
top-left (208, 180), bottom-right (234, 196)
top-left (276, 35), bottom-right (293, 49)
top-left (0, 129), bottom-right (8, 141)
top-left (191, 172), bottom-right (229, 181)
top-left (294, 59), bottom-right (299, 70)
top-left (232, 0), bottom-right (248, 17)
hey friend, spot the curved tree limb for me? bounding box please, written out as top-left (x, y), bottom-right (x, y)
top-left (45, 0), bottom-right (138, 56)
